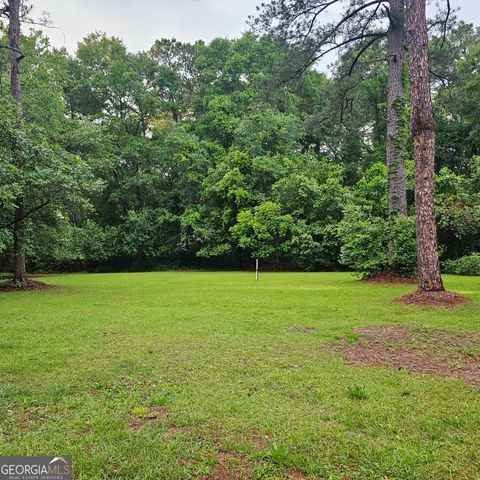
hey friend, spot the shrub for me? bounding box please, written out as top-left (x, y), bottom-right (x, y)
top-left (444, 253), bottom-right (480, 276)
top-left (338, 206), bottom-right (417, 278)
top-left (0, 228), bottom-right (12, 255)
top-left (231, 201), bottom-right (294, 262)
top-left (338, 206), bottom-right (388, 278)
top-left (390, 216), bottom-right (418, 278)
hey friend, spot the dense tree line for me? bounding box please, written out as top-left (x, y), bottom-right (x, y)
top-left (0, 2), bottom-right (479, 281)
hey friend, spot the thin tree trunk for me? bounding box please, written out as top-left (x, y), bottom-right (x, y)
top-left (386, 0), bottom-right (407, 217)
top-left (8, 0), bottom-right (27, 284)
top-left (405, 0), bottom-right (444, 292)
top-left (13, 199), bottom-right (27, 284)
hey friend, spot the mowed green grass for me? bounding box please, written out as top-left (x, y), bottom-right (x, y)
top-left (1, 272), bottom-right (480, 479)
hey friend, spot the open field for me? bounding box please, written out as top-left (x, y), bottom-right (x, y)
top-left (1, 272), bottom-right (480, 479)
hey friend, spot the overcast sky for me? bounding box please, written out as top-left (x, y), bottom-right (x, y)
top-left (36, 0), bottom-right (480, 55)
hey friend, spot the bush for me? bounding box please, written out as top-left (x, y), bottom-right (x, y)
top-left (339, 206), bottom-right (417, 278)
top-left (231, 201), bottom-right (294, 262)
top-left (390, 216), bottom-right (418, 278)
top-left (444, 253), bottom-right (480, 276)
top-left (0, 228), bottom-right (12, 255)
top-left (338, 206), bottom-right (388, 278)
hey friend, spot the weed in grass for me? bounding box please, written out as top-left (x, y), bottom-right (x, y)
top-left (267, 441), bottom-right (291, 467)
top-left (132, 406), bottom-right (150, 417)
top-left (253, 463), bottom-right (277, 478)
top-left (150, 394), bottom-right (169, 407)
top-left (347, 383), bottom-right (369, 400)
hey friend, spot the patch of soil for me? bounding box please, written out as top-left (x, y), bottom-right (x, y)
top-left (128, 407), bottom-right (169, 431)
top-left (288, 471), bottom-right (308, 480)
top-left (396, 290), bottom-right (472, 308)
top-left (6, 406), bottom-right (67, 432)
top-left (0, 279), bottom-right (55, 292)
top-left (325, 326), bottom-right (480, 386)
top-left (364, 270), bottom-right (416, 285)
top-left (287, 327), bottom-right (316, 334)
top-left (203, 451), bottom-right (254, 480)
top-left (250, 429), bottom-right (271, 450)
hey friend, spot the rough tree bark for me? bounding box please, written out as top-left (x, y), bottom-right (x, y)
top-left (13, 198), bottom-right (27, 284)
top-left (8, 0), bottom-right (28, 284)
top-left (386, 0), bottom-right (408, 218)
top-left (405, 0), bottom-right (444, 292)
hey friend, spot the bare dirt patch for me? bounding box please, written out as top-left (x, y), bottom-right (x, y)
top-left (364, 270), bottom-right (416, 285)
top-left (325, 325), bottom-right (480, 386)
top-left (194, 428), bottom-right (307, 479)
top-left (0, 280), bottom-right (56, 292)
top-left (287, 327), bottom-right (316, 334)
top-left (128, 407), bottom-right (169, 431)
top-left (250, 429), bottom-right (271, 450)
top-left (288, 471), bottom-right (308, 480)
top-left (396, 290), bottom-right (472, 308)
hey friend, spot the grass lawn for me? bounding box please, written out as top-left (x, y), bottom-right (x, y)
top-left (1, 271), bottom-right (480, 479)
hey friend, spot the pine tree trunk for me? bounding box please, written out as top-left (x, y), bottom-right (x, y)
top-left (387, 0), bottom-right (407, 218)
top-left (405, 0), bottom-right (444, 292)
top-left (8, 0), bottom-right (28, 284)
top-left (9, 0), bottom-right (23, 111)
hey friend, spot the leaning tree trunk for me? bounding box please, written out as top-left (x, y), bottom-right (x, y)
top-left (8, 0), bottom-right (28, 285)
top-left (386, 0), bottom-right (407, 218)
top-left (405, 0), bottom-right (444, 292)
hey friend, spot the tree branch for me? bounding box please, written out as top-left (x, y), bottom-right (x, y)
top-left (285, 1), bottom-right (339, 34)
top-left (440, 0), bottom-right (451, 48)
top-left (295, 31), bottom-right (388, 78)
top-left (0, 200), bottom-right (50, 229)
top-left (0, 44), bottom-right (25, 59)
top-left (317, 0), bottom-right (386, 46)
top-left (300, 0), bottom-right (343, 44)
top-left (22, 19), bottom-right (67, 46)
top-left (360, 1), bottom-right (383, 37)
top-left (383, 5), bottom-right (393, 27)
top-left (348, 33), bottom-right (386, 75)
